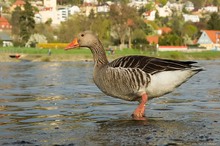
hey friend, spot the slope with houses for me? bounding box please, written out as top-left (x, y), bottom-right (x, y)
top-left (0, 0), bottom-right (219, 51)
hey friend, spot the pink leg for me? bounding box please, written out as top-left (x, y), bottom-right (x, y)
top-left (132, 93), bottom-right (148, 119)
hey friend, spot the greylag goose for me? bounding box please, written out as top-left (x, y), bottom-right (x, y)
top-left (65, 31), bottom-right (203, 119)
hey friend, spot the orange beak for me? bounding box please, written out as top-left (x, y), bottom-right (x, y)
top-left (65, 38), bottom-right (79, 50)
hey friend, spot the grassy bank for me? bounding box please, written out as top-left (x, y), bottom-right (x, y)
top-left (0, 47), bottom-right (220, 62)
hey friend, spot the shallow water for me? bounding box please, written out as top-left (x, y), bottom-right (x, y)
top-left (0, 60), bottom-right (220, 145)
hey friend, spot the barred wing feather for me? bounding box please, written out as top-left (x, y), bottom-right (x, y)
top-left (109, 55), bottom-right (199, 75)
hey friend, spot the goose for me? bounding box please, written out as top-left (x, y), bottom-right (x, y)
top-left (65, 31), bottom-right (203, 119)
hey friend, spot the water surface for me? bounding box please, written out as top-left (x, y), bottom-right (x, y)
top-left (0, 60), bottom-right (220, 145)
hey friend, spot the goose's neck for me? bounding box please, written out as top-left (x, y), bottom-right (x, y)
top-left (90, 40), bottom-right (109, 67)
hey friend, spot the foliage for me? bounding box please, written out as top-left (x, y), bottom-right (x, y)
top-left (189, 0), bottom-right (206, 9)
top-left (132, 29), bottom-right (149, 50)
top-left (11, 7), bottom-right (22, 36)
top-left (89, 14), bottom-right (111, 46)
top-left (109, 4), bottom-right (130, 46)
top-left (207, 12), bottom-right (220, 30)
top-left (159, 33), bottom-right (183, 46)
top-left (11, 0), bottom-right (36, 46)
top-left (145, 2), bottom-right (155, 11)
top-left (109, 4), bottom-right (145, 48)
top-left (26, 34), bottom-right (47, 47)
top-left (57, 0), bottom-right (82, 5)
top-left (34, 23), bottom-right (55, 42)
top-left (19, 0), bottom-right (36, 45)
top-left (57, 15), bottom-right (90, 43)
top-left (182, 22), bottom-right (198, 39)
top-left (156, 0), bottom-right (168, 6)
top-left (168, 14), bottom-right (184, 36)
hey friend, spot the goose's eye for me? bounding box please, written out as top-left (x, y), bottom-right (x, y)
top-left (81, 34), bottom-right (84, 37)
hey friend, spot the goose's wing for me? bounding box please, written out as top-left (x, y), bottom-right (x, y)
top-left (109, 55), bottom-right (200, 74)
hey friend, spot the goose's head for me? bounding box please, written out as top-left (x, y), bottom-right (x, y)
top-left (65, 31), bottom-right (99, 50)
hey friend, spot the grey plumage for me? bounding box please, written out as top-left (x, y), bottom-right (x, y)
top-left (66, 31), bottom-right (203, 107)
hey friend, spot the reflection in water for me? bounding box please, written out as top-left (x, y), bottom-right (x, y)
top-left (0, 61), bottom-right (220, 145)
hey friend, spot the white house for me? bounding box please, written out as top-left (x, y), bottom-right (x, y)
top-left (97, 3), bottom-right (110, 13)
top-left (57, 6), bottom-right (80, 22)
top-left (197, 30), bottom-right (220, 50)
top-left (166, 1), bottom-right (183, 11)
top-left (69, 6), bottom-right (80, 15)
top-left (35, 0), bottom-right (80, 25)
top-left (57, 8), bottom-right (68, 22)
top-left (80, 3), bottom-right (97, 16)
top-left (129, 0), bottom-right (148, 9)
top-left (84, 0), bottom-right (98, 4)
top-left (184, 1), bottom-right (194, 11)
top-left (183, 14), bottom-right (200, 22)
top-left (142, 10), bottom-right (156, 21)
top-left (202, 5), bottom-right (218, 13)
top-left (156, 4), bottom-right (172, 17)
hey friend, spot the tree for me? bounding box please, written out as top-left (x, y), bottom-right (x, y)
top-left (159, 33), bottom-right (183, 46)
top-left (11, 7), bottom-right (22, 39)
top-left (34, 22), bottom-right (55, 42)
top-left (213, 0), bottom-right (219, 6)
top-left (169, 14), bottom-right (184, 36)
top-left (156, 0), bottom-right (168, 6)
top-left (207, 12), bottom-right (220, 30)
top-left (19, 0), bottom-right (36, 45)
top-left (182, 22), bottom-right (198, 39)
top-left (189, 0), bottom-right (205, 9)
top-left (145, 2), bottom-right (155, 11)
top-left (25, 33), bottom-right (47, 47)
top-left (88, 9), bottom-right (95, 19)
top-left (109, 4), bottom-right (143, 48)
top-left (89, 14), bottom-right (111, 46)
top-left (57, 0), bottom-right (82, 5)
top-left (57, 15), bottom-right (90, 42)
top-left (132, 29), bottom-right (148, 50)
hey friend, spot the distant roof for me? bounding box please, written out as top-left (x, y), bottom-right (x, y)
top-left (0, 16), bottom-right (12, 29)
top-left (159, 27), bottom-right (172, 34)
top-left (13, 0), bottom-right (25, 6)
top-left (203, 30), bottom-right (220, 43)
top-left (0, 32), bottom-right (12, 41)
top-left (146, 35), bottom-right (159, 44)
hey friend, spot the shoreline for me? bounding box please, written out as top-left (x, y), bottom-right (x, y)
top-left (1, 53), bottom-right (220, 62)
top-left (0, 53), bottom-right (94, 62)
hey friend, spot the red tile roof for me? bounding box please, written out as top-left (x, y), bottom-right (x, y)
top-left (159, 27), bottom-right (172, 34)
top-left (0, 16), bottom-right (12, 29)
top-left (146, 35), bottom-right (159, 44)
top-left (14, 0), bottom-right (25, 6)
top-left (203, 30), bottom-right (220, 43)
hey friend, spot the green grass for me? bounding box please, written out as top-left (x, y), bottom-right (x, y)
top-left (1, 47), bottom-right (220, 60)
